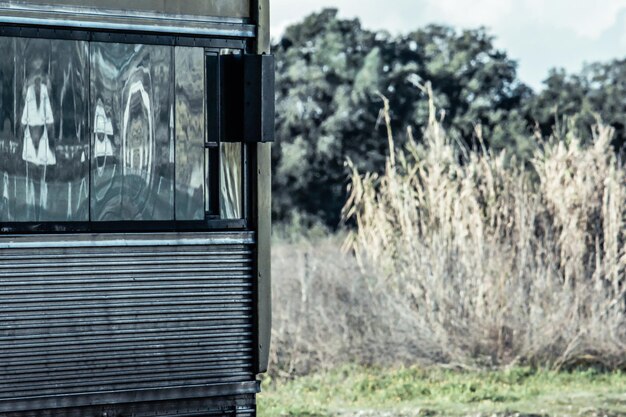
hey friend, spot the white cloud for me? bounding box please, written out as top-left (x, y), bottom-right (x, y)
top-left (270, 0), bottom-right (626, 90)
top-left (271, 0), bottom-right (422, 36)
top-left (423, 0), bottom-right (626, 40)
top-left (424, 0), bottom-right (514, 28)
top-left (522, 0), bottom-right (626, 39)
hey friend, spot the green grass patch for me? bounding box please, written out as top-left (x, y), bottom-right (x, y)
top-left (258, 366), bottom-right (626, 416)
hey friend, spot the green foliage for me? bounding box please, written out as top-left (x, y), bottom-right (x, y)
top-left (273, 9), bottom-right (531, 227)
top-left (258, 366), bottom-right (626, 416)
top-left (272, 8), bottom-right (626, 228)
top-left (526, 60), bottom-right (626, 148)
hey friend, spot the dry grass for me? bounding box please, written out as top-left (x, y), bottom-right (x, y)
top-left (270, 234), bottom-right (442, 376)
top-left (270, 85), bottom-right (626, 374)
top-left (341, 84), bottom-right (626, 369)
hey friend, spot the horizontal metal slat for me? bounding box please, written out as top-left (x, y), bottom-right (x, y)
top-left (0, 300), bottom-right (251, 314)
top-left (0, 382), bottom-right (260, 414)
top-left (0, 249), bottom-right (251, 260)
top-left (0, 256), bottom-right (252, 269)
top-left (1, 366), bottom-right (253, 388)
top-left (1, 371), bottom-right (254, 398)
top-left (0, 266), bottom-right (252, 279)
top-left (3, 305), bottom-right (252, 321)
top-left (1, 290), bottom-right (253, 304)
top-left (0, 232), bottom-right (256, 410)
top-left (1, 355), bottom-right (254, 378)
top-left (0, 283), bottom-right (253, 296)
top-left (0, 232), bottom-right (254, 248)
top-left (2, 348), bottom-right (252, 368)
top-left (2, 314), bottom-right (251, 331)
top-left (3, 333), bottom-right (253, 353)
top-left (0, 323), bottom-right (253, 341)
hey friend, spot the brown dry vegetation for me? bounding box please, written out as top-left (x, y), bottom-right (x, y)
top-left (270, 85), bottom-right (626, 375)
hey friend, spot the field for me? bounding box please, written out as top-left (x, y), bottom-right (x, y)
top-left (266, 92), bottom-right (626, 416)
top-left (258, 366), bottom-right (626, 417)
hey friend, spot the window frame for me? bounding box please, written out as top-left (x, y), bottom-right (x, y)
top-left (0, 26), bottom-right (251, 234)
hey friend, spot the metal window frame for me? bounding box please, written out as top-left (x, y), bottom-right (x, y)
top-left (0, 27), bottom-right (251, 234)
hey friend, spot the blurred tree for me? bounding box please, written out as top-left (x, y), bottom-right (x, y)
top-left (273, 9), bottom-right (376, 227)
top-left (527, 60), bottom-right (626, 149)
top-left (273, 9), bottom-right (532, 227)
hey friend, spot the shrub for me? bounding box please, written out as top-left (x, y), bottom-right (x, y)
top-left (342, 84), bottom-right (626, 368)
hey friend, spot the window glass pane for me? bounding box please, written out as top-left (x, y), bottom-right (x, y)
top-left (205, 147), bottom-right (210, 214)
top-left (90, 43), bottom-right (174, 221)
top-left (0, 37), bottom-right (89, 222)
top-left (0, 37), bottom-right (16, 221)
top-left (220, 142), bottom-right (242, 219)
top-left (175, 47), bottom-right (204, 220)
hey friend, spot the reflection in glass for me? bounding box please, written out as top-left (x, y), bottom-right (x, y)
top-left (90, 43), bottom-right (173, 221)
top-left (175, 47), bottom-right (205, 220)
top-left (0, 37), bottom-right (89, 222)
top-left (205, 147), bottom-right (211, 214)
top-left (220, 142), bottom-right (242, 219)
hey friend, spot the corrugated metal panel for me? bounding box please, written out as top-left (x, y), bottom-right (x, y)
top-left (0, 232), bottom-right (257, 413)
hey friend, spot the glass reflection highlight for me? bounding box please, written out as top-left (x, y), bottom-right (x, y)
top-left (175, 47), bottom-right (205, 220)
top-left (90, 43), bottom-right (174, 221)
top-left (220, 142), bottom-right (242, 219)
top-left (0, 36), bottom-right (246, 226)
top-left (0, 37), bottom-right (89, 222)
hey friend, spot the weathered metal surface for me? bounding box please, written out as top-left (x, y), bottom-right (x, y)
top-left (254, 0), bottom-right (270, 54)
top-left (4, 394), bottom-right (258, 417)
top-left (254, 143), bottom-right (272, 374)
top-left (2, 0), bottom-right (251, 18)
top-left (252, 0), bottom-right (272, 374)
top-left (0, 232), bottom-right (257, 413)
top-left (0, 1), bottom-right (255, 37)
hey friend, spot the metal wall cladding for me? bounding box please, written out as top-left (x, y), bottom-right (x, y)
top-left (0, 232), bottom-right (256, 413)
top-left (0, 1), bottom-right (255, 38)
top-left (5, 0), bottom-right (252, 18)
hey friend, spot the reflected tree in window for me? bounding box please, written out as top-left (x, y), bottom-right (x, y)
top-left (175, 47), bottom-right (205, 220)
top-left (90, 43), bottom-right (173, 221)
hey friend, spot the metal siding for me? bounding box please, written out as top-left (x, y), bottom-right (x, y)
top-left (0, 232), bottom-right (256, 413)
top-left (253, 0), bottom-right (272, 375)
top-left (1, 0), bottom-right (251, 18)
top-left (253, 144), bottom-right (272, 374)
top-left (254, 0), bottom-right (270, 53)
top-left (0, 1), bottom-right (254, 37)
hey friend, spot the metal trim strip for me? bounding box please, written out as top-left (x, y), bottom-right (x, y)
top-left (0, 4), bottom-right (256, 37)
top-left (0, 232), bottom-right (255, 249)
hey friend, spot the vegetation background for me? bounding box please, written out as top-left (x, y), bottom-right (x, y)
top-left (264, 8), bottom-right (626, 416)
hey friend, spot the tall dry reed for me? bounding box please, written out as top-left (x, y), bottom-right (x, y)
top-left (343, 84), bottom-right (626, 368)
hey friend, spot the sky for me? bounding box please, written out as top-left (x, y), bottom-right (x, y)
top-left (271, 0), bottom-right (626, 91)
